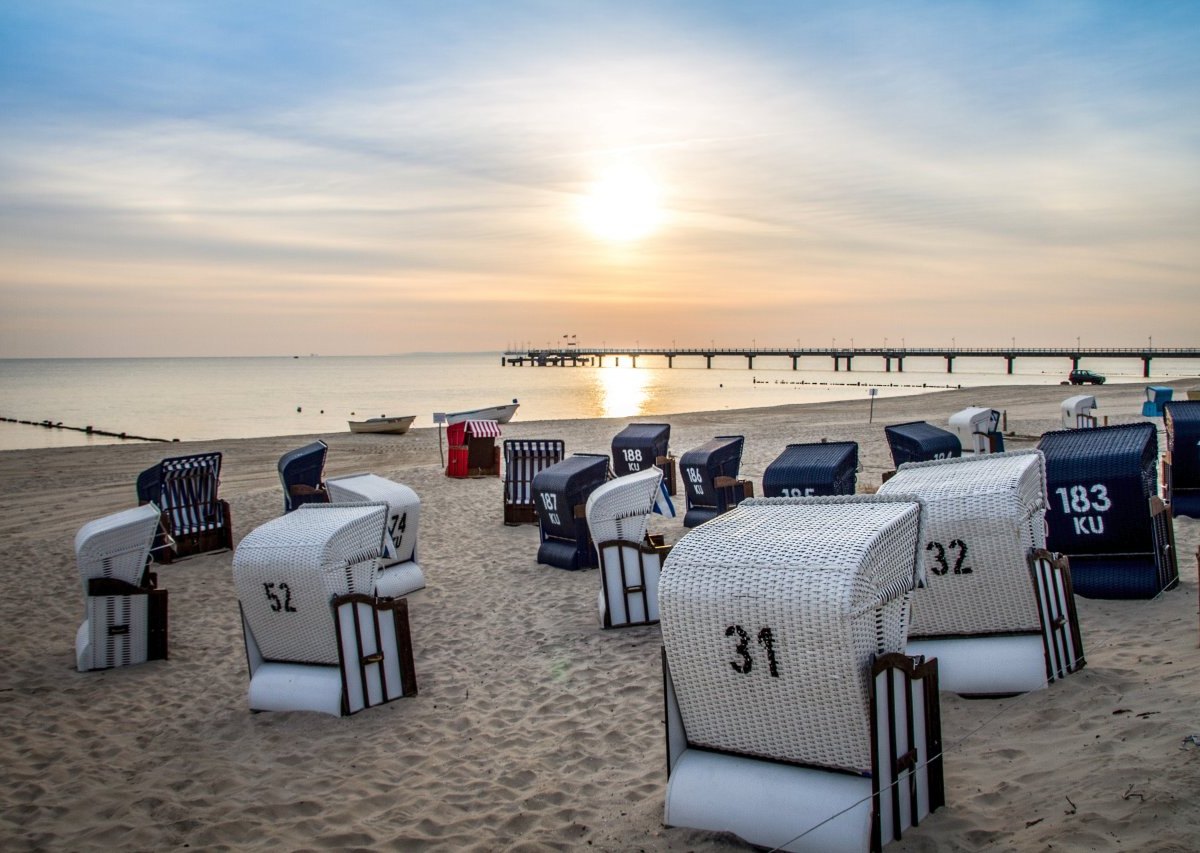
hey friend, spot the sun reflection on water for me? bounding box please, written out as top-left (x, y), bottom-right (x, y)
top-left (595, 363), bottom-right (651, 419)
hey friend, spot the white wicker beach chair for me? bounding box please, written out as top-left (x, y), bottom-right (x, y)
top-left (660, 495), bottom-right (943, 853)
top-left (75, 503), bottom-right (168, 672)
top-left (325, 473), bottom-right (424, 598)
top-left (585, 467), bottom-right (670, 628)
top-left (878, 451), bottom-right (1083, 695)
top-left (1061, 395), bottom-right (1098, 429)
top-left (948, 407), bottom-right (1004, 455)
top-left (233, 503), bottom-right (417, 716)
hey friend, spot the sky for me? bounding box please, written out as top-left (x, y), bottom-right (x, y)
top-left (1, 0), bottom-right (1198, 357)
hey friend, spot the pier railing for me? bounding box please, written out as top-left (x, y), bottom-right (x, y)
top-left (501, 346), bottom-right (1199, 377)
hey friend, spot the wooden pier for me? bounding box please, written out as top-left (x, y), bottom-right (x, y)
top-left (501, 346), bottom-right (1200, 378)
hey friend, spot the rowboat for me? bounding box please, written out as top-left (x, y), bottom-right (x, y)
top-left (348, 415), bottom-right (416, 435)
top-left (445, 400), bottom-right (519, 425)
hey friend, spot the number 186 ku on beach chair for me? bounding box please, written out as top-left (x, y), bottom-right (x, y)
top-left (503, 439), bottom-right (565, 525)
top-left (659, 495), bottom-right (943, 853)
top-left (136, 452), bottom-right (233, 563)
top-left (679, 435), bottom-right (753, 528)
top-left (233, 503), bottom-right (418, 716)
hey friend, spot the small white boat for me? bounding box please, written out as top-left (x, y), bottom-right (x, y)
top-left (348, 415), bottom-right (416, 435)
top-left (445, 400), bottom-right (519, 425)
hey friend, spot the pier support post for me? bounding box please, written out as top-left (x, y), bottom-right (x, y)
top-left (945, 356), bottom-right (954, 374)
top-left (792, 355), bottom-right (799, 370)
top-left (846, 357), bottom-right (853, 371)
top-left (1071, 356), bottom-right (1079, 369)
top-left (747, 355), bottom-right (754, 369)
top-left (897, 357), bottom-right (904, 372)
top-left (885, 357), bottom-right (892, 373)
top-left (833, 357), bottom-right (840, 372)
top-left (706, 355), bottom-right (712, 369)
top-left (667, 355), bottom-right (673, 368)
top-left (632, 355), bottom-right (638, 368)
top-left (1142, 356), bottom-right (1151, 378)
top-left (1006, 356), bottom-right (1014, 374)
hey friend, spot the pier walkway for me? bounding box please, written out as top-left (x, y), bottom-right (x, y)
top-left (501, 346), bottom-right (1199, 377)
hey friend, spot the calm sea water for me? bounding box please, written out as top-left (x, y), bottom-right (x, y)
top-left (1, 353), bottom-right (1196, 451)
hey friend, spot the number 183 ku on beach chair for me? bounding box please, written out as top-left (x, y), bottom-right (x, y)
top-left (136, 452), bottom-right (233, 563)
top-left (503, 439), bottom-right (565, 525)
top-left (585, 467), bottom-right (671, 628)
top-left (75, 503), bottom-right (169, 671)
top-left (233, 503), bottom-right (418, 716)
top-left (1038, 423), bottom-right (1177, 599)
top-left (660, 496), bottom-right (942, 852)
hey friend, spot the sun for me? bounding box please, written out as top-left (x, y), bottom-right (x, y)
top-left (579, 165), bottom-right (663, 242)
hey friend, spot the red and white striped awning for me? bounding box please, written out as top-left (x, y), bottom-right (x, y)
top-left (465, 419), bottom-right (502, 437)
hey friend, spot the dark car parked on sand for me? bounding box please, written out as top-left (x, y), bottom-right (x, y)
top-left (1068, 369), bottom-right (1106, 385)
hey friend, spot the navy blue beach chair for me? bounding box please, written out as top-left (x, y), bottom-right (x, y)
top-left (1038, 423), bottom-right (1177, 599)
top-left (679, 435), bottom-right (751, 528)
top-left (278, 440), bottom-right (330, 513)
top-left (1164, 401), bottom-right (1200, 518)
top-left (761, 441), bottom-right (858, 498)
top-left (503, 439), bottom-right (566, 525)
top-left (531, 453), bottom-right (610, 569)
top-left (612, 423), bottom-right (676, 496)
top-left (884, 421), bottom-right (962, 470)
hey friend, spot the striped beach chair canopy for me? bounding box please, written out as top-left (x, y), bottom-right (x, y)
top-left (135, 452), bottom-right (232, 562)
top-left (503, 439), bottom-right (566, 524)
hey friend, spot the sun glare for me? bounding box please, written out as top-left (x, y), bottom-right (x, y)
top-left (579, 166), bottom-right (663, 242)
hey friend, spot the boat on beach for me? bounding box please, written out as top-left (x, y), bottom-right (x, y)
top-left (348, 415), bottom-right (416, 435)
top-left (445, 400), bottom-right (519, 425)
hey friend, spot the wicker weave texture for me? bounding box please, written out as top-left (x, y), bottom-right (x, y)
top-left (659, 496), bottom-right (923, 772)
top-left (585, 467), bottom-right (662, 545)
top-left (234, 503), bottom-right (387, 665)
top-left (81, 594), bottom-right (150, 670)
top-left (326, 474), bottom-right (420, 565)
top-left (75, 503), bottom-right (161, 591)
top-left (879, 451), bottom-right (1047, 635)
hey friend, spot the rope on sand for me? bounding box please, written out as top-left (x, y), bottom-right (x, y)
top-left (0, 416), bottom-right (176, 443)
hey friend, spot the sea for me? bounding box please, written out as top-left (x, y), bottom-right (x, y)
top-left (1, 352), bottom-right (1196, 452)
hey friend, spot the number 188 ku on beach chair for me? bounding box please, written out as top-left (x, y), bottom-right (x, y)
top-left (503, 439), bottom-right (565, 525)
top-left (75, 503), bottom-right (169, 672)
top-left (585, 467), bottom-right (671, 628)
top-left (612, 423), bottom-right (676, 495)
top-left (233, 503), bottom-right (418, 716)
top-left (660, 496), bottom-right (943, 853)
top-left (136, 452), bottom-right (233, 563)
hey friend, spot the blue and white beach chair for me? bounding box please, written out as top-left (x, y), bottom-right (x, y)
top-left (136, 452), bottom-right (232, 563)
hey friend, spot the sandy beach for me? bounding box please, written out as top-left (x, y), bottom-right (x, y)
top-left (1, 381), bottom-right (1197, 852)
